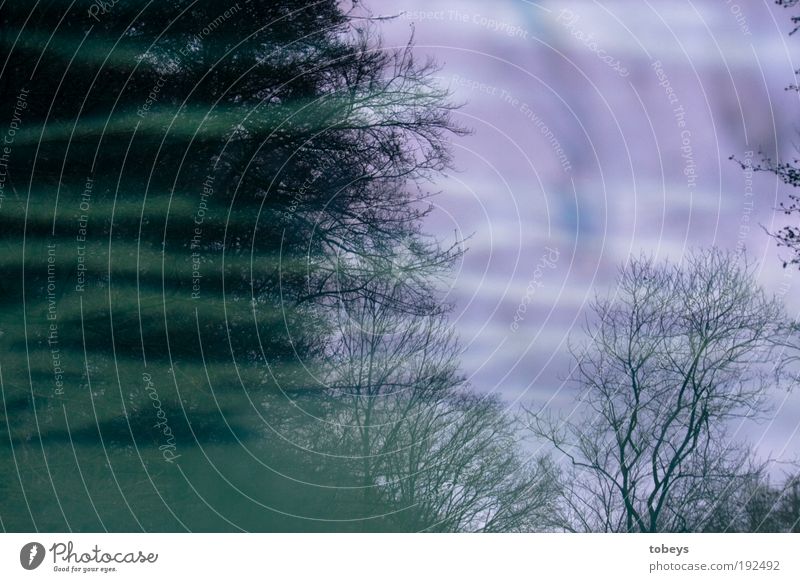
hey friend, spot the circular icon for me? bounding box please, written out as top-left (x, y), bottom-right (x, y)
top-left (20, 542), bottom-right (46, 570)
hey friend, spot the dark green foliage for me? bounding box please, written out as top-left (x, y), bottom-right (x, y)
top-left (0, 0), bottom-right (467, 531)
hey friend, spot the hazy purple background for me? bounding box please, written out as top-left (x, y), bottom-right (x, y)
top-left (373, 0), bottom-right (800, 463)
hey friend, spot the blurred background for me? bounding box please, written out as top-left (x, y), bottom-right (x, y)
top-left (1, 0), bottom-right (799, 532)
top-left (377, 0), bottom-right (800, 461)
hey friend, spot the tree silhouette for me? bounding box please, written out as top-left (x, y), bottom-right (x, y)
top-left (740, 0), bottom-right (800, 269)
top-left (529, 249), bottom-right (793, 532)
top-left (703, 466), bottom-right (800, 532)
top-left (301, 259), bottom-right (560, 531)
top-left (0, 0), bottom-right (476, 531)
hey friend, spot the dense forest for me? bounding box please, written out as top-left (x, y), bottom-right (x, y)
top-left (0, 0), bottom-right (557, 531)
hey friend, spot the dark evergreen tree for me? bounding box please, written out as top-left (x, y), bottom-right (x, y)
top-left (0, 0), bottom-right (466, 531)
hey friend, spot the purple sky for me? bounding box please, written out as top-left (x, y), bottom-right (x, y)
top-left (373, 0), bottom-right (800, 463)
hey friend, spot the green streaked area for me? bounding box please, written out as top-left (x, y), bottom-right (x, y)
top-left (0, 0), bottom-right (552, 534)
top-left (1, 26), bottom-right (153, 70)
top-left (10, 96), bottom-right (380, 146)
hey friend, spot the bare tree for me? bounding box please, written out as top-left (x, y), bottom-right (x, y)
top-left (296, 236), bottom-right (560, 531)
top-left (736, 1), bottom-right (800, 270)
top-left (703, 464), bottom-right (800, 532)
top-left (529, 249), bottom-right (793, 532)
top-left (375, 392), bottom-right (562, 532)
